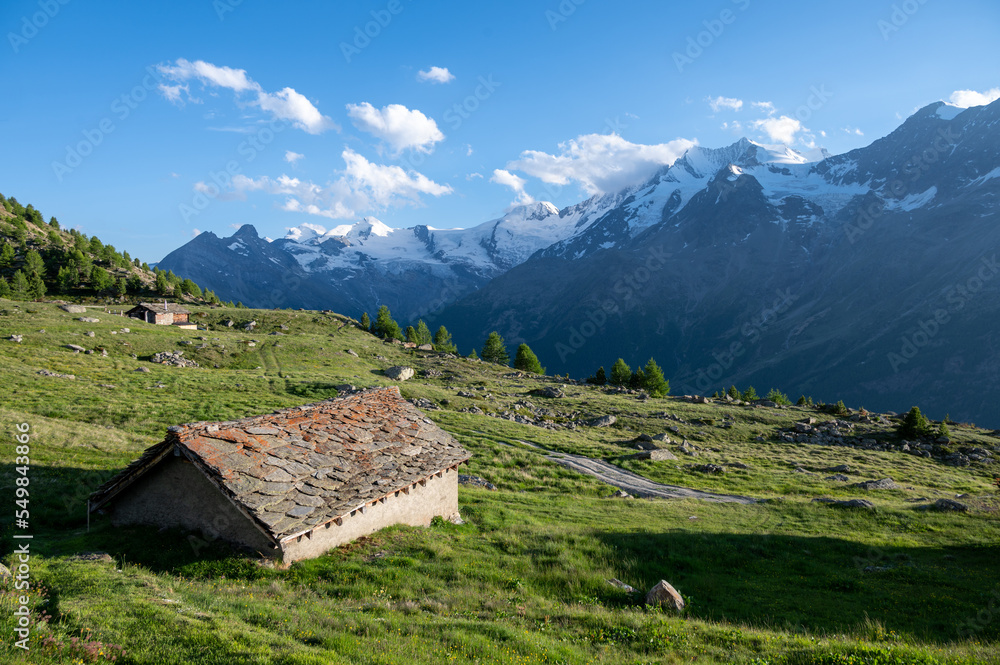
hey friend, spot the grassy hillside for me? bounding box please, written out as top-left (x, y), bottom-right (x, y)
top-left (1, 300), bottom-right (998, 664)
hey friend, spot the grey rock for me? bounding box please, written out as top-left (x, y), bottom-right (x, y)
top-left (8, 334), bottom-right (23, 343)
top-left (135, 366), bottom-right (151, 373)
top-left (65, 344), bottom-right (87, 352)
top-left (588, 415), bottom-right (616, 427)
top-left (458, 474), bottom-right (497, 491)
top-left (813, 498), bottom-right (876, 510)
top-left (695, 464), bottom-right (726, 474)
top-left (384, 366), bottom-right (415, 381)
top-left (932, 498), bottom-right (969, 512)
top-left (78, 316), bottom-right (101, 323)
top-left (607, 578), bottom-right (637, 593)
top-left (645, 580), bottom-right (685, 611)
top-left (60, 304), bottom-right (88, 314)
top-left (417, 344), bottom-right (434, 351)
top-left (345, 349), bottom-right (359, 357)
top-left (852, 478), bottom-right (898, 491)
top-left (825, 474), bottom-right (850, 482)
top-left (530, 386), bottom-right (565, 399)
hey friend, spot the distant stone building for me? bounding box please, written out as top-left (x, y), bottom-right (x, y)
top-left (125, 302), bottom-right (191, 326)
top-left (88, 387), bottom-right (471, 563)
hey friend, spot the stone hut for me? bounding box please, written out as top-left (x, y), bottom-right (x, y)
top-left (88, 387), bottom-right (471, 563)
top-left (125, 302), bottom-right (191, 326)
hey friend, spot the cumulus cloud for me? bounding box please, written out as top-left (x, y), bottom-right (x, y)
top-left (221, 149), bottom-right (452, 220)
top-left (417, 66), bottom-right (455, 84)
top-left (346, 102), bottom-right (445, 154)
top-left (752, 101), bottom-right (776, 115)
top-left (506, 133), bottom-right (698, 196)
top-left (708, 96), bottom-right (743, 112)
top-left (842, 127), bottom-right (864, 136)
top-left (156, 58), bottom-right (336, 134)
top-left (751, 115), bottom-right (803, 145)
top-left (285, 151), bottom-right (304, 164)
top-left (949, 88), bottom-right (1000, 108)
top-left (466, 172), bottom-right (484, 180)
top-left (491, 169), bottom-right (534, 205)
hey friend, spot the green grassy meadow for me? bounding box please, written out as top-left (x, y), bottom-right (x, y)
top-left (1, 300), bottom-right (999, 664)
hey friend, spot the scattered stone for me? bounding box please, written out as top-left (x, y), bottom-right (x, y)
top-left (611, 489), bottom-right (632, 499)
top-left (932, 498), bottom-right (969, 512)
top-left (417, 344), bottom-right (434, 351)
top-left (825, 474), bottom-right (850, 482)
top-left (727, 462), bottom-right (750, 470)
top-left (645, 580), bottom-right (685, 611)
top-left (852, 478), bottom-right (898, 491)
top-left (97, 384), bottom-right (116, 389)
top-left (812, 498), bottom-right (876, 510)
top-left (384, 366), bottom-right (415, 381)
top-left (8, 334), bottom-right (23, 343)
top-left (224, 320), bottom-right (234, 327)
top-left (65, 344), bottom-right (86, 352)
top-left (458, 474), bottom-right (497, 491)
top-left (652, 433), bottom-right (672, 443)
top-left (530, 386), bottom-right (564, 399)
top-left (279, 324), bottom-right (289, 330)
top-left (825, 465), bottom-right (852, 473)
top-left (607, 578), bottom-right (637, 593)
top-left (408, 397), bottom-right (441, 411)
top-left (152, 351), bottom-right (199, 368)
top-left (631, 450), bottom-right (679, 462)
top-left (60, 304), bottom-right (88, 314)
top-left (335, 384), bottom-right (357, 393)
top-left (588, 415), bottom-right (617, 427)
top-left (243, 321), bottom-right (257, 332)
top-left (78, 317), bottom-right (100, 323)
top-left (38, 369), bottom-right (75, 379)
top-left (695, 464), bottom-right (725, 474)
top-left (68, 552), bottom-right (114, 564)
top-left (85, 331), bottom-right (95, 337)
top-left (135, 367), bottom-right (151, 373)
top-left (120, 328), bottom-right (130, 333)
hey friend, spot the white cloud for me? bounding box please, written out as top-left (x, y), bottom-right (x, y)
top-left (506, 133), bottom-right (698, 196)
top-left (285, 151), bottom-right (304, 164)
top-left (466, 144), bottom-right (474, 156)
top-left (751, 115), bottom-right (803, 145)
top-left (949, 88), bottom-right (1000, 108)
top-left (417, 66), bottom-right (455, 84)
top-left (842, 127), bottom-right (864, 136)
top-left (346, 102), bottom-right (445, 154)
top-left (192, 229), bottom-right (202, 237)
top-left (224, 149), bottom-right (452, 219)
top-left (156, 58), bottom-right (336, 134)
top-left (708, 96), bottom-right (743, 112)
top-left (491, 169), bottom-right (534, 205)
top-left (466, 172), bottom-right (484, 180)
top-left (752, 101), bottom-right (775, 115)
top-left (721, 120), bottom-right (744, 132)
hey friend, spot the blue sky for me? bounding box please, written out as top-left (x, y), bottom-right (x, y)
top-left (1, 0), bottom-right (998, 261)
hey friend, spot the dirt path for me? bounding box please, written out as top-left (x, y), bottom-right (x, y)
top-left (545, 451), bottom-right (760, 504)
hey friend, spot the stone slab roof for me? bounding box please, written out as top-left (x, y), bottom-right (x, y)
top-left (131, 302), bottom-right (191, 314)
top-left (90, 387), bottom-right (470, 542)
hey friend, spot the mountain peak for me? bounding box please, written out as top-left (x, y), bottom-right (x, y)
top-left (505, 201), bottom-right (559, 221)
top-left (232, 224), bottom-right (259, 239)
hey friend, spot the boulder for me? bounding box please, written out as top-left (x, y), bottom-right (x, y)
top-left (458, 474), bottom-right (497, 491)
top-left (852, 478), bottom-right (898, 491)
top-left (384, 366), bottom-right (415, 381)
top-left (825, 464), bottom-right (852, 473)
top-left (417, 344), bottom-right (434, 351)
top-left (652, 433), bottom-right (672, 443)
top-left (65, 344), bottom-right (87, 352)
top-left (607, 578), bottom-right (637, 593)
top-left (695, 464), bottom-right (725, 474)
top-left (531, 386), bottom-right (565, 399)
top-left (631, 450), bottom-right (679, 461)
top-left (135, 366), bottom-right (151, 373)
top-left (645, 580), bottom-right (685, 611)
top-left (813, 498), bottom-right (876, 510)
top-left (932, 498), bottom-right (969, 512)
top-left (8, 334), bottom-right (23, 343)
top-left (60, 304), bottom-right (88, 314)
top-left (345, 349), bottom-right (359, 357)
top-left (825, 474), bottom-right (850, 482)
top-left (588, 415), bottom-right (616, 427)
top-left (77, 317), bottom-right (100, 323)
top-left (611, 489), bottom-right (632, 499)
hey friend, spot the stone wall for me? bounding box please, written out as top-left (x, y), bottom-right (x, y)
top-left (109, 454), bottom-right (278, 555)
top-left (280, 467), bottom-right (459, 562)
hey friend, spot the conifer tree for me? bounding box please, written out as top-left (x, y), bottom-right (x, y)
top-left (360, 312), bottom-right (371, 331)
top-left (433, 325), bottom-right (457, 353)
top-left (373, 305), bottom-right (403, 340)
top-left (0, 277), bottom-right (10, 299)
top-left (10, 270), bottom-right (28, 299)
top-left (513, 343), bottom-right (544, 374)
top-left (0, 242), bottom-right (14, 270)
top-left (405, 325), bottom-right (418, 344)
top-left (415, 320), bottom-right (433, 346)
top-left (610, 358), bottom-right (632, 386)
top-left (468, 348), bottom-right (479, 360)
top-left (642, 358), bottom-right (670, 397)
top-left (481, 331), bottom-right (510, 366)
top-left (587, 367), bottom-right (607, 386)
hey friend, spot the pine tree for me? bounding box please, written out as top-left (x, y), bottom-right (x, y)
top-left (728, 385), bottom-right (740, 400)
top-left (114, 278), bottom-right (128, 297)
top-left (642, 358), bottom-right (670, 397)
top-left (155, 272), bottom-right (170, 296)
top-left (741, 386), bottom-right (759, 402)
top-left (415, 320), bottom-right (433, 346)
top-left (468, 348), bottom-right (479, 360)
top-left (586, 367), bottom-right (608, 386)
top-left (433, 326), bottom-right (457, 353)
top-left (610, 358), bottom-right (632, 386)
top-left (90, 266), bottom-right (112, 293)
top-left (180, 278), bottom-right (201, 297)
top-left (481, 331), bottom-right (509, 365)
top-left (10, 270), bottom-right (29, 299)
top-left (405, 325), bottom-right (418, 344)
top-left (513, 343), bottom-right (544, 374)
top-left (27, 273), bottom-right (45, 299)
top-left (899, 406), bottom-right (933, 438)
top-left (360, 312), bottom-right (371, 331)
top-left (797, 395), bottom-right (808, 406)
top-left (629, 367), bottom-right (646, 390)
top-left (23, 249), bottom-right (44, 278)
top-left (0, 242), bottom-right (14, 269)
top-left (0, 277), bottom-right (10, 298)
top-left (373, 305), bottom-right (403, 340)
top-left (765, 388), bottom-right (791, 405)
